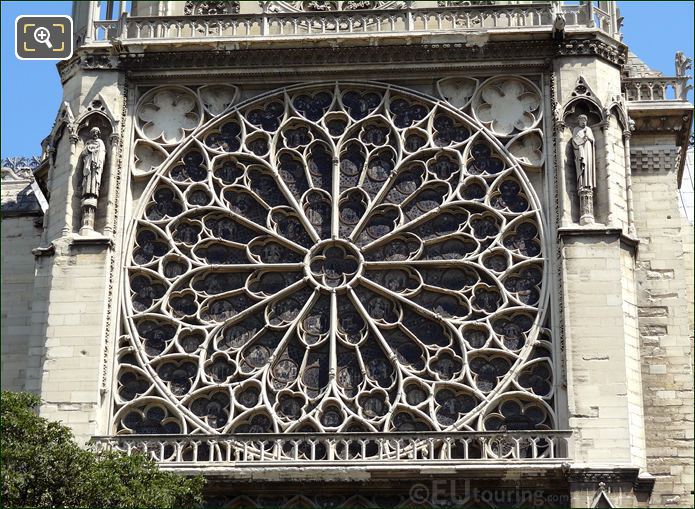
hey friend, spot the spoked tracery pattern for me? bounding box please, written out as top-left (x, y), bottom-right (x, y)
top-left (117, 81), bottom-right (554, 437)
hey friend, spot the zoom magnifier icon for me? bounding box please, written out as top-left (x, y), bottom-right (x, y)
top-left (34, 26), bottom-right (52, 48)
top-left (15, 15), bottom-right (72, 60)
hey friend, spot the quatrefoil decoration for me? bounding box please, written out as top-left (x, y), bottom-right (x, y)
top-left (389, 97), bottom-right (429, 128)
top-left (145, 187), bottom-right (183, 221)
top-left (484, 399), bottom-right (551, 432)
top-left (132, 230), bottom-right (169, 265)
top-left (293, 92), bottom-right (333, 121)
top-left (205, 121), bottom-right (241, 152)
top-left (130, 274), bottom-right (166, 312)
top-left (246, 101), bottom-right (284, 131)
top-left (118, 404), bottom-right (182, 434)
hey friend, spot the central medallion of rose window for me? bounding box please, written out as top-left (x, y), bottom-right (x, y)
top-left (119, 81), bottom-right (554, 436)
top-left (307, 240), bottom-right (363, 290)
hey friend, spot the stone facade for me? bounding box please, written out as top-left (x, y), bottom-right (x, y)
top-left (631, 141), bottom-right (694, 507)
top-left (1, 159), bottom-right (44, 391)
top-left (1, 2), bottom-right (692, 507)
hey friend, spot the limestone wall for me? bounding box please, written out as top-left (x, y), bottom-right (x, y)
top-left (560, 232), bottom-right (645, 466)
top-left (554, 56), bottom-right (648, 470)
top-left (19, 69), bottom-right (125, 444)
top-left (1, 216), bottom-right (42, 391)
top-left (631, 138), bottom-right (695, 507)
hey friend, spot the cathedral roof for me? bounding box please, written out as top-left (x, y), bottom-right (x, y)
top-left (625, 51), bottom-right (664, 78)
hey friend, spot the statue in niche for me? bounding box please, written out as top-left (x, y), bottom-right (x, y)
top-left (571, 115), bottom-right (596, 225)
top-left (79, 127), bottom-right (107, 236)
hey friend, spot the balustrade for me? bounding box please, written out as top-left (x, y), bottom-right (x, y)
top-left (623, 76), bottom-right (692, 102)
top-left (89, 3), bottom-right (618, 45)
top-left (92, 431), bottom-right (572, 465)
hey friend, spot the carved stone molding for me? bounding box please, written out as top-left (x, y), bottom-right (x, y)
top-left (438, 1), bottom-right (494, 5)
top-left (118, 42), bottom-right (551, 72)
top-left (632, 473), bottom-right (656, 495)
top-left (32, 243), bottom-right (56, 257)
top-left (557, 226), bottom-right (639, 252)
top-left (150, 36), bottom-right (625, 67)
top-left (632, 114), bottom-right (691, 135)
top-left (81, 54), bottom-right (119, 70)
top-left (555, 38), bottom-right (627, 67)
top-left (58, 53), bottom-right (119, 84)
top-left (129, 64), bottom-right (549, 86)
top-left (630, 146), bottom-right (679, 173)
top-left (184, 1), bottom-right (240, 15)
top-left (70, 234), bottom-right (114, 248)
top-left (565, 466), bottom-right (642, 485)
top-left (563, 467), bottom-right (656, 502)
top-left (267, 1), bottom-right (405, 12)
top-left (57, 54), bottom-right (80, 84)
top-left (59, 35), bottom-right (626, 84)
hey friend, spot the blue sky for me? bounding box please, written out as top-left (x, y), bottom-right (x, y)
top-left (1, 1), bottom-right (693, 157)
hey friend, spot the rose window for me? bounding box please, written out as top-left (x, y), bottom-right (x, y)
top-left (118, 81), bottom-right (554, 436)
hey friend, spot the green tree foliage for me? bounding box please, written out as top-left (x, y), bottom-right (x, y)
top-left (1, 391), bottom-right (205, 508)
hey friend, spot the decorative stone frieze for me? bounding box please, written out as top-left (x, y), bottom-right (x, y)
top-left (184, 1), bottom-right (240, 15)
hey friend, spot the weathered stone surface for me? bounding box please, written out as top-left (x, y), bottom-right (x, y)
top-left (1, 2), bottom-right (692, 507)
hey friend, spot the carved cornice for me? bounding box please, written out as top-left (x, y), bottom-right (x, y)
top-left (82, 54), bottom-right (119, 70)
top-left (633, 473), bottom-right (656, 495)
top-left (126, 64), bottom-right (549, 84)
top-left (564, 466), bottom-right (655, 498)
top-left (631, 114), bottom-right (692, 136)
top-left (555, 38), bottom-right (626, 66)
top-left (70, 234), bottom-right (114, 248)
top-left (628, 103), bottom-right (693, 182)
top-left (557, 226), bottom-right (639, 254)
top-left (58, 35), bottom-right (626, 84)
top-left (57, 53), bottom-right (81, 84)
top-left (58, 53), bottom-right (119, 84)
top-left (32, 243), bottom-right (56, 257)
top-left (565, 466), bottom-right (642, 485)
top-left (120, 41), bottom-right (555, 71)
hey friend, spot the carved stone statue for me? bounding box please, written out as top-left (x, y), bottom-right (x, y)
top-left (552, 10), bottom-right (565, 41)
top-left (571, 114), bottom-right (596, 225)
top-left (675, 51), bottom-right (692, 77)
top-left (79, 127), bottom-right (106, 236)
top-left (550, 2), bottom-right (567, 41)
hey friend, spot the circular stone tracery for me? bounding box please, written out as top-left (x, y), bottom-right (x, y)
top-left (119, 81), bottom-right (555, 437)
top-left (306, 240), bottom-right (363, 290)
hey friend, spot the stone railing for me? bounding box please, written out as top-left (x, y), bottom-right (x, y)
top-left (89, 3), bottom-right (616, 45)
top-left (623, 76), bottom-right (692, 102)
top-left (592, 3), bottom-right (617, 36)
top-left (91, 431), bottom-right (572, 466)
